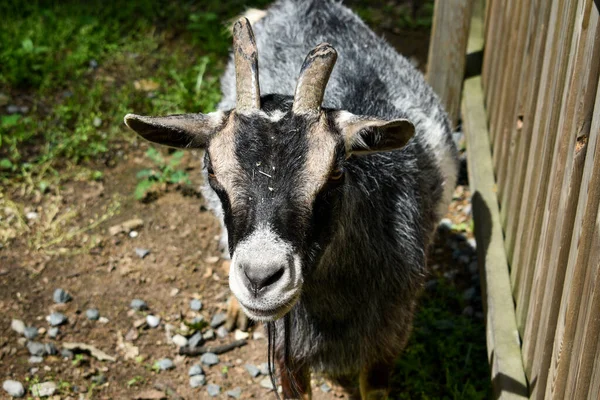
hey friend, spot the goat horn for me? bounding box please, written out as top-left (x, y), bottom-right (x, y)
top-left (233, 18), bottom-right (260, 112)
top-left (293, 43), bottom-right (337, 114)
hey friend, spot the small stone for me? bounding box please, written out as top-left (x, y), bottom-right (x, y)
top-left (24, 326), bottom-right (38, 340)
top-left (260, 377), bottom-right (275, 390)
top-left (60, 349), bottom-right (74, 359)
top-left (463, 287), bottom-right (476, 301)
top-left (129, 230), bottom-right (139, 238)
top-left (26, 211), bottom-right (39, 220)
top-left (468, 261), bottom-right (479, 275)
top-left (17, 337), bottom-right (27, 346)
top-left (31, 381), bottom-right (57, 397)
top-left (226, 387), bottom-right (242, 399)
top-left (462, 306), bottom-right (474, 317)
top-left (210, 313), bottom-right (227, 328)
top-left (130, 299), bottom-right (148, 311)
top-left (170, 288), bottom-right (180, 297)
top-left (191, 316), bottom-right (205, 324)
top-left (245, 364), bottom-right (260, 377)
top-left (155, 358), bottom-right (174, 371)
top-left (172, 334), bottom-right (188, 347)
top-left (92, 117), bottom-right (102, 127)
top-left (253, 331), bottom-right (265, 340)
top-left (98, 316), bottom-right (109, 324)
top-left (439, 218), bottom-right (453, 231)
top-left (206, 384), bottom-right (220, 397)
top-left (47, 312), bottom-right (67, 326)
top-left (6, 105), bottom-right (20, 114)
top-left (190, 374), bottom-right (207, 388)
top-left (3, 380), bottom-right (25, 398)
top-left (458, 254), bottom-right (471, 264)
top-left (135, 248), bottom-right (150, 259)
top-left (190, 299), bottom-right (202, 311)
top-left (216, 326), bottom-right (229, 338)
top-left (188, 332), bottom-right (204, 348)
top-left (11, 319), bottom-right (25, 334)
top-left (258, 363), bottom-right (270, 376)
top-left (189, 364), bottom-right (204, 376)
top-left (91, 375), bottom-right (107, 385)
top-left (200, 352), bottom-right (219, 366)
top-left (234, 329), bottom-right (249, 340)
top-left (320, 383), bottom-right (332, 393)
top-left (86, 309), bottom-right (100, 321)
top-left (45, 343), bottom-right (58, 355)
top-left (53, 288), bottom-right (72, 303)
top-left (467, 238), bottom-right (477, 249)
top-left (203, 329), bottom-right (215, 340)
top-left (28, 356), bottom-right (44, 364)
top-left (146, 315), bottom-right (160, 328)
top-left (27, 341), bottom-right (46, 356)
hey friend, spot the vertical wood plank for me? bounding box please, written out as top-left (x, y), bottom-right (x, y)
top-left (426, 0), bottom-right (474, 128)
top-left (482, 0), bottom-right (503, 111)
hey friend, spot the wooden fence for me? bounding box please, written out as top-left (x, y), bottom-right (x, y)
top-left (428, 0), bottom-right (600, 398)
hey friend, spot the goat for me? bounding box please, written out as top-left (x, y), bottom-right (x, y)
top-left (124, 1), bottom-right (458, 398)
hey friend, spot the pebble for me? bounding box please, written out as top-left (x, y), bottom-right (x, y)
top-left (130, 299), bottom-right (148, 311)
top-left (260, 377), bottom-right (275, 390)
top-left (188, 332), bottom-right (204, 348)
top-left (203, 329), bottom-right (215, 340)
top-left (462, 306), bottom-right (474, 317)
top-left (129, 230), bottom-right (139, 238)
top-left (253, 331), bottom-right (265, 340)
top-left (99, 316), bottom-right (109, 324)
top-left (439, 218), bottom-right (453, 231)
top-left (463, 287), bottom-right (476, 301)
top-left (234, 330), bottom-right (249, 340)
top-left (27, 341), bottom-right (47, 356)
top-left (2, 380), bottom-right (25, 398)
top-left (200, 352), bottom-right (219, 366)
top-left (86, 309), bottom-right (100, 321)
top-left (245, 364), bottom-right (261, 377)
top-left (467, 238), bottom-right (477, 249)
top-left (89, 59), bottom-right (99, 69)
top-left (92, 117), bottom-right (102, 127)
top-left (26, 211), bottom-right (39, 220)
top-left (29, 356), bottom-right (44, 364)
top-left (31, 381), bottom-right (57, 397)
top-left (24, 326), bottom-right (38, 340)
top-left (321, 383), bottom-right (332, 393)
top-left (216, 326), bottom-right (229, 338)
top-left (11, 319), bottom-right (25, 335)
top-left (189, 364), bottom-right (204, 376)
top-left (155, 358), bottom-right (174, 371)
top-left (135, 248), bottom-right (150, 259)
top-left (468, 261), bottom-right (479, 275)
top-left (6, 105), bottom-right (20, 114)
top-left (172, 334), bottom-right (188, 347)
top-left (91, 375), bottom-right (107, 385)
top-left (53, 288), bottom-right (72, 303)
top-left (17, 337), bottom-right (27, 346)
top-left (47, 312), bottom-right (67, 326)
top-left (226, 387), bottom-right (242, 399)
top-left (206, 384), bottom-right (220, 397)
top-left (191, 316), bottom-right (205, 324)
top-left (45, 343), bottom-right (58, 355)
top-left (259, 363), bottom-right (270, 376)
top-left (48, 327), bottom-right (60, 339)
top-left (190, 374), bottom-right (207, 388)
top-left (146, 315), bottom-right (160, 328)
top-left (61, 349), bottom-right (74, 359)
top-left (190, 299), bottom-right (203, 311)
top-left (210, 313), bottom-right (227, 328)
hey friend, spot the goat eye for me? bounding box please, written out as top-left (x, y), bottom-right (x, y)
top-left (329, 167), bottom-right (344, 181)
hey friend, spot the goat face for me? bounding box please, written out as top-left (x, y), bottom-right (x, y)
top-left (124, 18), bottom-right (415, 322)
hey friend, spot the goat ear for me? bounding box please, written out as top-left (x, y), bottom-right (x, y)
top-left (124, 111), bottom-right (226, 149)
top-left (334, 111), bottom-right (415, 155)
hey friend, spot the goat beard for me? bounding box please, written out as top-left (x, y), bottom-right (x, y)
top-left (267, 314), bottom-right (304, 400)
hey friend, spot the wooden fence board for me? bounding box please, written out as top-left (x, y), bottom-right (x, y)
top-left (482, 0), bottom-right (504, 113)
top-left (545, 52), bottom-right (600, 400)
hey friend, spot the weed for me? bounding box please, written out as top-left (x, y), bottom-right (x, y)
top-left (71, 353), bottom-right (85, 367)
top-left (127, 376), bottom-right (145, 387)
top-left (135, 148), bottom-right (190, 200)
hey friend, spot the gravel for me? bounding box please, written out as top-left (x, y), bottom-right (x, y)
top-left (28, 356), bottom-right (44, 364)
top-left (24, 326), bottom-right (38, 340)
top-left (189, 364), bottom-right (204, 377)
top-left (258, 363), bottom-right (270, 376)
top-left (47, 312), bottom-right (67, 326)
top-left (91, 375), bottom-right (107, 385)
top-left (190, 299), bottom-right (203, 311)
top-left (260, 377), bottom-right (275, 390)
top-left (155, 358), bottom-right (174, 371)
top-left (31, 381), bottom-right (57, 397)
top-left (468, 261), bottom-right (479, 275)
top-left (234, 330), bottom-right (249, 340)
top-left (92, 117), bottom-right (102, 127)
top-left (216, 326), bottom-right (229, 338)
top-left (86, 309), bottom-right (100, 321)
top-left (226, 387), bottom-right (242, 399)
top-left (210, 313), bottom-right (227, 328)
top-left (135, 248), bottom-right (150, 259)
top-left (53, 288), bottom-right (72, 303)
top-left (203, 329), bottom-right (215, 340)
top-left (320, 383), bottom-right (332, 393)
top-left (130, 299), bottom-right (148, 311)
top-left (188, 332), bottom-right (204, 348)
top-left (45, 343), bottom-right (58, 355)
top-left (206, 384), bottom-right (221, 397)
top-left (60, 349), bottom-right (74, 359)
top-left (11, 319), bottom-right (25, 335)
top-left (439, 218), bottom-right (453, 231)
top-left (146, 315), bottom-right (160, 328)
top-left (463, 287), bottom-right (476, 301)
top-left (245, 364), bottom-right (261, 377)
top-left (172, 334), bottom-right (188, 347)
top-left (27, 341), bottom-right (47, 356)
top-left (190, 375), bottom-right (207, 388)
top-left (200, 352), bottom-right (219, 366)
top-left (3, 380), bottom-right (25, 398)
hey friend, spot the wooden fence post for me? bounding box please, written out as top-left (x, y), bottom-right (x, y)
top-left (427, 0), bottom-right (475, 128)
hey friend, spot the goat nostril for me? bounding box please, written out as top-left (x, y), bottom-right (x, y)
top-left (243, 265), bottom-right (285, 294)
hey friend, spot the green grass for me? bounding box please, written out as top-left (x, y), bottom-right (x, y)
top-left (391, 279), bottom-right (491, 399)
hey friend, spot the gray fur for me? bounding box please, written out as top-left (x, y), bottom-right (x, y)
top-left (209, 0), bottom-right (458, 381)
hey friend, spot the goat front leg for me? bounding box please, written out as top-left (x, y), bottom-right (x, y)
top-left (278, 359), bottom-right (311, 400)
top-left (359, 360), bottom-right (393, 400)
